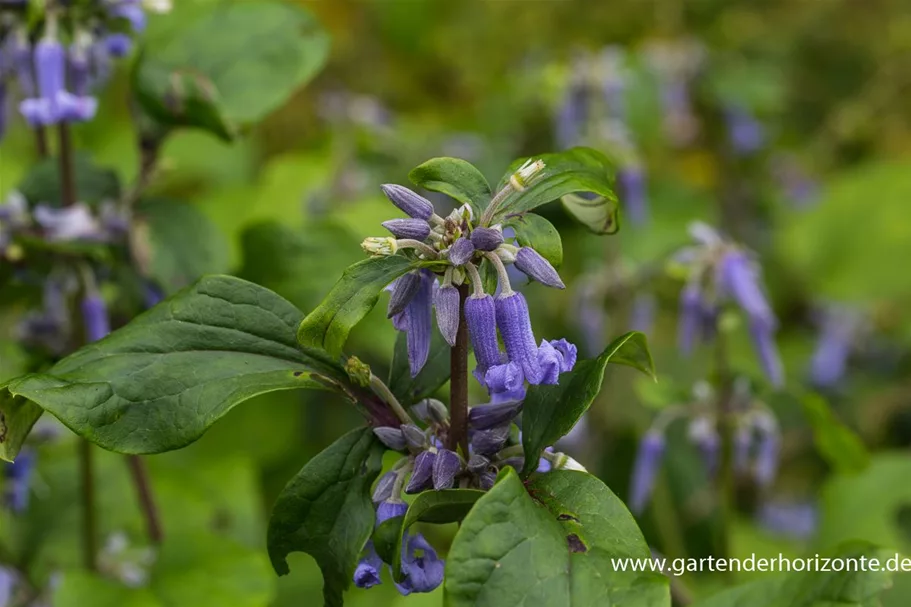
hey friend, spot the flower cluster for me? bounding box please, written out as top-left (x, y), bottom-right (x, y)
top-left (364, 160), bottom-right (578, 399)
top-left (629, 380), bottom-right (781, 514)
top-left (0, 0), bottom-right (170, 137)
top-left (673, 222), bottom-right (784, 387)
top-left (554, 47), bottom-right (649, 225)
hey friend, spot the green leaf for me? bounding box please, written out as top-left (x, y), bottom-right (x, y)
top-left (134, 198), bottom-right (230, 294)
top-left (408, 157), bottom-right (492, 216)
top-left (692, 542), bottom-right (894, 607)
top-left (445, 468), bottom-right (668, 607)
top-left (489, 148), bottom-right (617, 224)
top-left (391, 489), bottom-right (484, 579)
top-left (18, 153), bottom-right (120, 207)
top-left (135, 2), bottom-right (329, 139)
top-left (800, 392), bottom-right (869, 474)
top-left (373, 515), bottom-right (405, 565)
top-left (521, 332), bottom-right (655, 476)
top-left (0, 382), bottom-right (43, 462)
top-left (297, 256), bottom-right (413, 357)
top-left (561, 193), bottom-right (620, 235)
top-left (7, 276), bottom-right (339, 454)
top-left (267, 427), bottom-right (384, 607)
top-left (505, 213), bottom-right (563, 267)
top-left (388, 330), bottom-right (451, 406)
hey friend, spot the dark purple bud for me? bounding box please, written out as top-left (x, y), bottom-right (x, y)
top-left (514, 248), bottom-right (564, 289)
top-left (618, 165), bottom-right (649, 226)
top-left (405, 451), bottom-right (435, 494)
top-left (495, 292), bottom-right (543, 384)
top-left (432, 449), bottom-right (461, 490)
top-left (749, 318), bottom-right (784, 388)
top-left (629, 432), bottom-right (665, 514)
top-left (353, 542), bottom-right (383, 589)
top-left (411, 399), bottom-right (448, 425)
top-left (448, 238), bottom-right (475, 266)
top-left (396, 533), bottom-right (444, 594)
top-left (388, 273), bottom-right (422, 318)
top-left (470, 227), bottom-right (504, 252)
top-left (678, 282), bottom-right (702, 355)
top-left (468, 400), bottom-right (523, 431)
top-left (381, 184), bottom-right (434, 220)
top-left (478, 471), bottom-right (496, 490)
top-left (376, 499), bottom-right (408, 525)
top-left (372, 471), bottom-right (398, 503)
top-left (467, 454), bottom-right (490, 474)
top-left (433, 284), bottom-right (460, 347)
top-left (382, 218), bottom-right (431, 241)
top-left (401, 424), bottom-right (426, 450)
top-left (470, 425), bottom-right (510, 456)
top-left (373, 427), bottom-right (407, 451)
top-left (81, 295), bottom-right (110, 343)
top-left (465, 295), bottom-right (502, 379)
top-left (3, 449), bottom-right (36, 513)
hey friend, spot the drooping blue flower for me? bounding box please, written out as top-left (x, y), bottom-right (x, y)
top-left (758, 501), bottom-right (817, 540)
top-left (395, 533), bottom-right (445, 595)
top-left (20, 37), bottom-right (67, 126)
top-left (59, 43), bottom-right (97, 122)
top-left (677, 281), bottom-right (703, 355)
top-left (537, 339), bottom-right (577, 385)
top-left (809, 307), bottom-right (860, 388)
top-left (353, 543), bottom-right (384, 589)
top-left (629, 431), bottom-right (665, 514)
top-left (465, 294), bottom-right (501, 381)
top-left (110, 0), bottom-right (148, 33)
top-left (82, 294), bottom-right (111, 342)
top-left (3, 449), bottom-right (36, 513)
top-left (433, 284), bottom-right (460, 347)
top-left (0, 566), bottom-right (16, 607)
top-left (376, 499), bottom-right (408, 524)
top-left (495, 292), bottom-right (543, 385)
top-left (387, 272), bottom-right (422, 318)
top-left (391, 271), bottom-right (434, 377)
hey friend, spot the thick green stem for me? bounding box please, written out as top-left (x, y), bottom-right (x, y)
top-left (447, 284), bottom-right (470, 455)
top-left (79, 439), bottom-right (98, 571)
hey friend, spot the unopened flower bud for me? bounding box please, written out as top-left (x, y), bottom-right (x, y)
top-left (401, 424), bottom-right (426, 450)
top-left (372, 471), bottom-right (398, 503)
top-left (470, 227), bottom-right (504, 251)
top-left (423, 399), bottom-right (450, 425)
top-left (361, 236), bottom-right (397, 256)
top-left (405, 451), bottom-right (435, 493)
top-left (471, 425), bottom-right (510, 455)
top-left (510, 159), bottom-right (546, 191)
top-left (387, 272), bottom-right (422, 318)
top-left (434, 284), bottom-right (460, 346)
top-left (381, 184), bottom-right (435, 220)
top-left (81, 295), bottom-right (110, 342)
top-left (467, 454), bottom-right (490, 474)
top-left (382, 218), bottom-right (431, 241)
top-left (448, 238), bottom-right (475, 266)
top-left (432, 449), bottom-right (461, 489)
top-left (373, 427), bottom-right (407, 451)
top-left (515, 247), bottom-right (565, 289)
top-left (468, 400), bottom-right (524, 431)
top-left (344, 356), bottom-right (372, 387)
top-left (478, 471), bottom-right (497, 490)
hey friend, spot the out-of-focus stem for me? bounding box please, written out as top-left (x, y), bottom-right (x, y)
top-left (79, 439), bottom-right (98, 571)
top-left (57, 124), bottom-right (77, 207)
top-left (126, 455), bottom-right (164, 545)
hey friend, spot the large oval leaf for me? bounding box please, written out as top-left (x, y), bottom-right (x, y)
top-left (6, 276), bottom-right (340, 454)
top-left (521, 331), bottom-right (655, 475)
top-left (408, 157), bottom-right (492, 216)
top-left (267, 427), bottom-right (384, 607)
top-left (445, 468), bottom-right (668, 607)
top-left (135, 2), bottom-right (329, 139)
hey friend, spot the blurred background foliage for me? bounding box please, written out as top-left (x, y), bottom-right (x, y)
top-left (3, 0), bottom-right (911, 605)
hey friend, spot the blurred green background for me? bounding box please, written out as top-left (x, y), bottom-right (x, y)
top-left (3, 0), bottom-right (911, 605)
